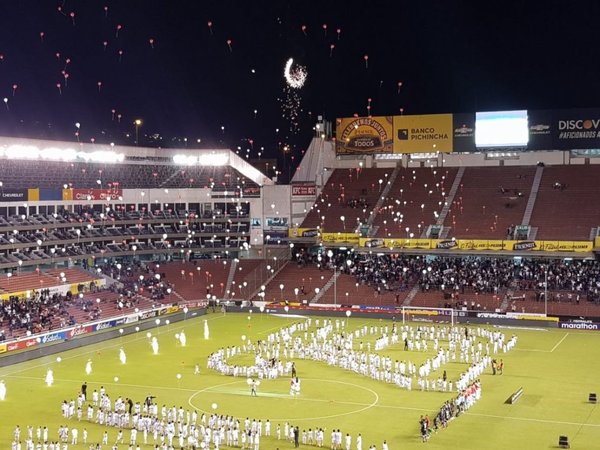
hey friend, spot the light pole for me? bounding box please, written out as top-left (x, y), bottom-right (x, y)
top-left (327, 250), bottom-right (336, 305)
top-left (544, 268), bottom-right (548, 316)
top-left (134, 119), bottom-right (142, 146)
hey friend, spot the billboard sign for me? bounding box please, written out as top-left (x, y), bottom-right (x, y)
top-left (71, 189), bottom-right (123, 201)
top-left (0, 189), bottom-right (28, 202)
top-left (336, 116), bottom-right (394, 154)
top-left (393, 114), bottom-right (453, 153)
top-left (553, 108), bottom-right (600, 149)
top-left (527, 109), bottom-right (553, 150)
top-left (292, 183), bottom-right (317, 196)
top-left (452, 113), bottom-right (476, 152)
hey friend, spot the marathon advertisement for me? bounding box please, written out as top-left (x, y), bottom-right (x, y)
top-left (452, 113), bottom-right (476, 152)
top-left (559, 320), bottom-right (600, 330)
top-left (552, 108), bottom-right (600, 149)
top-left (393, 113), bottom-right (454, 153)
top-left (291, 183), bottom-right (317, 196)
top-left (336, 116), bottom-right (394, 154)
top-left (0, 188), bottom-right (28, 202)
top-left (66, 188), bottom-right (123, 201)
top-left (527, 109), bottom-right (553, 150)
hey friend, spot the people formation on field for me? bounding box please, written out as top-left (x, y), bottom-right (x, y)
top-left (16, 385), bottom-right (394, 450)
top-left (207, 319), bottom-right (516, 397)
top-left (7, 318), bottom-right (517, 448)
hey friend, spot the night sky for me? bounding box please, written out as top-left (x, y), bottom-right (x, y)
top-left (1, 0), bottom-right (599, 167)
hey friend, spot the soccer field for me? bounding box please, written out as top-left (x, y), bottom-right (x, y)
top-left (0, 311), bottom-right (599, 449)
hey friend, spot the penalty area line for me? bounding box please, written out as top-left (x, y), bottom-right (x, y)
top-left (466, 411), bottom-right (600, 428)
top-left (550, 333), bottom-right (569, 353)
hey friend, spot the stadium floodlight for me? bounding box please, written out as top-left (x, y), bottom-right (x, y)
top-left (198, 153), bottom-right (228, 166)
top-left (173, 154), bottom-right (198, 165)
top-left (3, 144), bottom-right (124, 163)
top-left (78, 150), bottom-right (125, 163)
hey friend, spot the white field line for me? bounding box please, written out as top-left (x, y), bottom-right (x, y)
top-left (466, 411), bottom-right (600, 428)
top-left (550, 332), bottom-right (569, 352)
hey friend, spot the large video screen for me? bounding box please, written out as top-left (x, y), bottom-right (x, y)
top-left (475, 110), bottom-right (529, 147)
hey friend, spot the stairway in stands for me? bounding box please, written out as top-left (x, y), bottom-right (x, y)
top-left (435, 166), bottom-right (465, 238)
top-left (521, 164), bottom-right (544, 227)
top-left (366, 164), bottom-right (401, 234)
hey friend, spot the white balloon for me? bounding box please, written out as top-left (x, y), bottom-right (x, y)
top-left (176, 373), bottom-right (182, 380)
top-left (211, 403), bottom-right (218, 410)
top-left (56, 357), bottom-right (62, 363)
top-left (114, 376), bottom-right (119, 382)
top-left (241, 335), bottom-right (246, 341)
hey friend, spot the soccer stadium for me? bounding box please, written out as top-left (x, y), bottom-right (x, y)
top-left (1, 106), bottom-right (600, 449)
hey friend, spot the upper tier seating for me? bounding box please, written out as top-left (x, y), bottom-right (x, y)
top-left (529, 165), bottom-right (600, 240)
top-left (373, 167), bottom-right (458, 238)
top-left (446, 166), bottom-right (535, 239)
top-left (0, 159), bottom-right (258, 190)
top-left (301, 168), bottom-right (392, 231)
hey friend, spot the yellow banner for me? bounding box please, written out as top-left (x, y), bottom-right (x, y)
top-left (456, 239), bottom-right (509, 251)
top-left (358, 237), bottom-right (593, 253)
top-left (335, 116), bottom-right (394, 154)
top-left (288, 228), bottom-right (319, 239)
top-left (596, 236), bottom-right (600, 249)
top-left (393, 114), bottom-right (453, 153)
top-left (62, 188), bottom-right (73, 201)
top-left (0, 343), bottom-right (6, 354)
top-left (321, 232), bottom-right (360, 244)
top-left (27, 188), bottom-right (40, 201)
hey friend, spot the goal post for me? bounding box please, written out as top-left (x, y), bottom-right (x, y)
top-left (401, 305), bottom-right (456, 326)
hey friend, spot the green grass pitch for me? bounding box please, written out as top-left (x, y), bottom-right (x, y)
top-left (0, 311), bottom-right (599, 449)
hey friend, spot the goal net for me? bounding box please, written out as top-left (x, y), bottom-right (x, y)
top-left (400, 305), bottom-right (456, 326)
